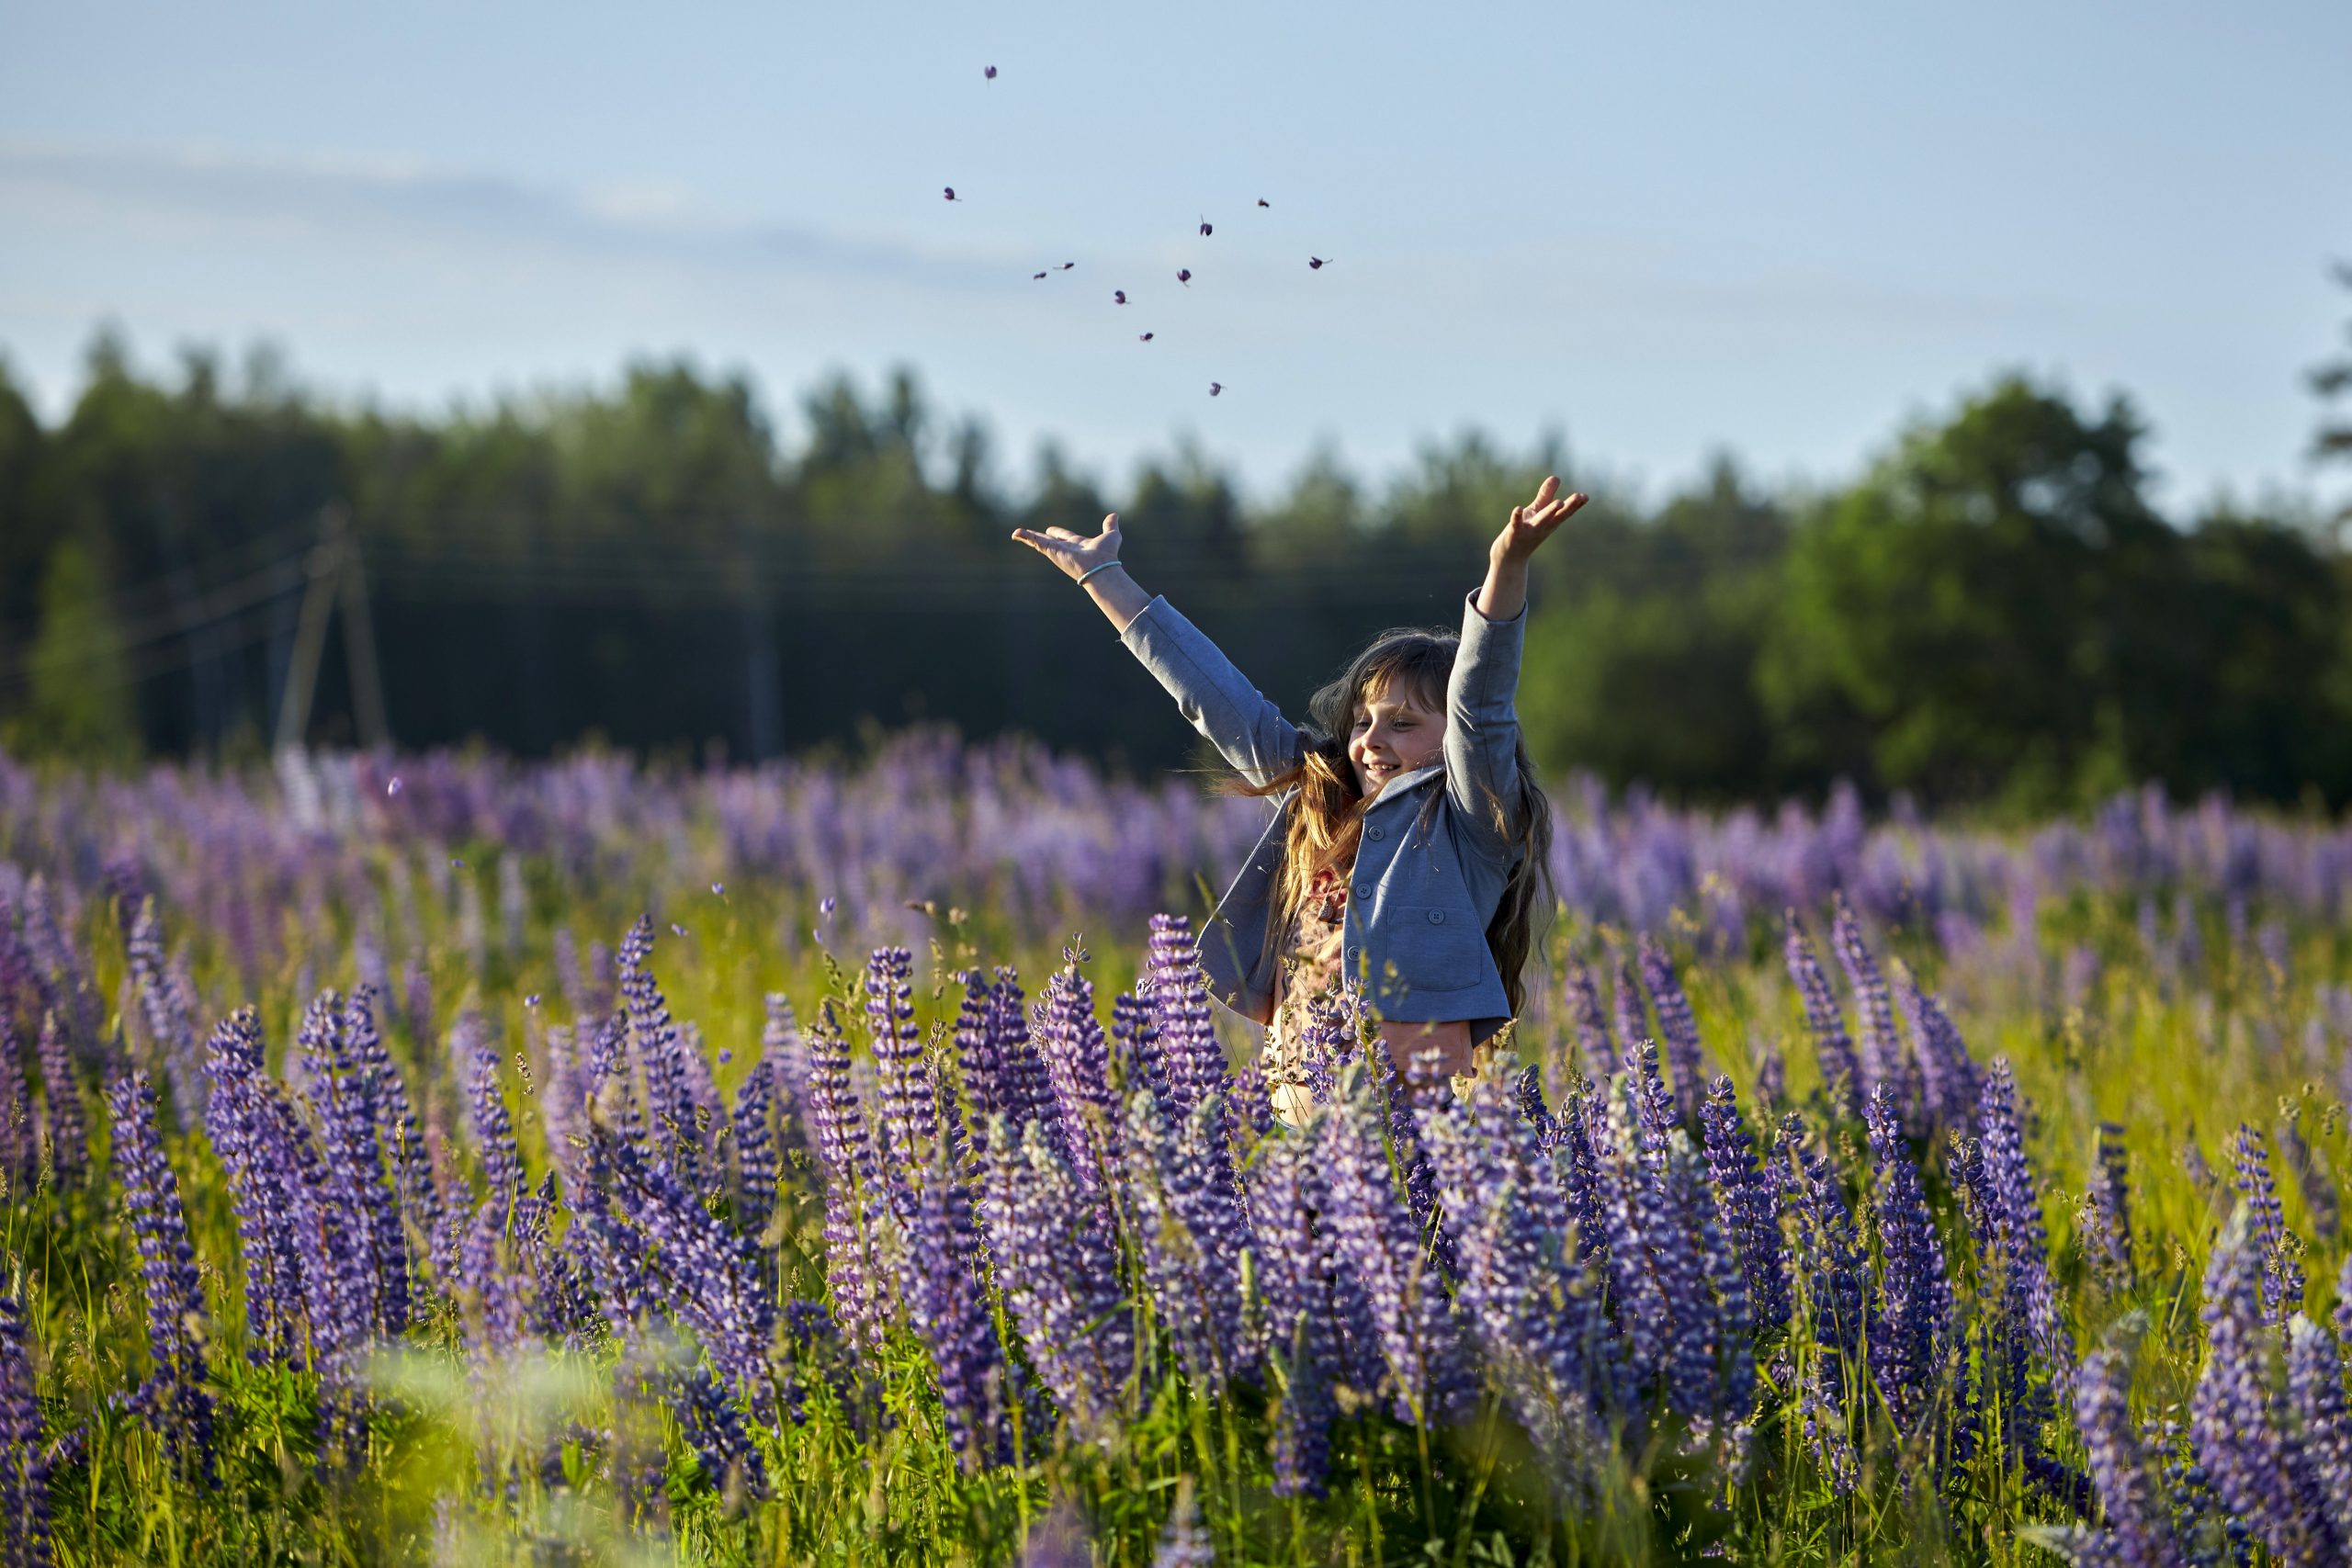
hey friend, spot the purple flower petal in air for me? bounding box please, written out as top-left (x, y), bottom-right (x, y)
top-left (820, 897), bottom-right (837, 917)
top-left (1308, 255), bottom-right (1328, 269)
top-left (525, 994), bottom-right (541, 1009)
top-left (711, 882), bottom-right (725, 897)
top-left (1257, 197), bottom-right (1270, 208)
top-left (1208, 383), bottom-right (1222, 397)
top-left (1033, 271), bottom-right (1047, 281)
top-left (1139, 333), bottom-right (1154, 343)
top-left (1113, 290), bottom-right (1126, 304)
top-left (1198, 218), bottom-right (1212, 236)
top-left (984, 65), bottom-right (998, 80)
top-left (387, 777), bottom-right (401, 796)
top-left (1057, 262), bottom-right (1075, 271)
top-left (1177, 269), bottom-right (1191, 285)
top-left (944, 186), bottom-right (959, 201)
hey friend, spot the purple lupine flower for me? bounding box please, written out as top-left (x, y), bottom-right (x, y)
top-left (1225, 1061), bottom-right (1274, 1148)
top-left (32, 1014), bottom-right (84, 1187)
top-left (2192, 1213), bottom-right (2341, 1562)
top-left (1831, 893), bottom-right (1912, 1121)
top-left (1146, 914), bottom-right (1226, 1122)
top-left (1865, 1086), bottom-right (1952, 1434)
top-left (2075, 1348), bottom-right (2187, 1568)
top-left (799, 1002), bottom-right (894, 1355)
top-left (618, 915), bottom-right (702, 1188)
top-left (1783, 911), bottom-right (1863, 1119)
top-left (1152, 1478), bottom-right (1213, 1568)
top-left (1562, 961), bottom-right (1618, 1080)
top-left (901, 1160), bottom-right (1006, 1470)
top-left (1546, 1073), bottom-right (1608, 1263)
top-left (1512, 1063), bottom-right (1556, 1146)
top-left (1319, 1085), bottom-right (1471, 1427)
top-left (124, 898), bottom-right (202, 1125)
top-left (729, 1065), bottom-right (777, 1243)
top-left (105, 1067), bottom-right (216, 1474)
top-left (1786, 1118), bottom-right (1875, 1404)
top-left (2230, 1123), bottom-right (2305, 1324)
top-left (865, 946), bottom-right (937, 1205)
top-left (2083, 1122), bottom-right (2134, 1292)
top-left (2286, 1318), bottom-right (2352, 1549)
top-left (458, 1194), bottom-right (527, 1356)
top-left (761, 990), bottom-right (812, 1156)
top-left (299, 989), bottom-right (406, 1334)
top-left (979, 1117), bottom-right (1134, 1444)
top-left (460, 1013), bottom-right (526, 1201)
top-left (1610, 953), bottom-right (1651, 1081)
top-left (1637, 933), bottom-right (1708, 1125)
top-left (1892, 963), bottom-right (1980, 1136)
top-left (0, 1018), bottom-right (34, 1190)
top-left (0, 1292), bottom-right (53, 1568)
top-left (582, 1009), bottom-right (641, 1150)
top-left (1033, 964), bottom-right (1117, 1195)
top-left (674, 1356), bottom-right (770, 1500)
top-left (201, 1009), bottom-right (304, 1359)
top-left (1122, 1091), bottom-right (1251, 1396)
top-left (1977, 1059), bottom-right (2075, 1389)
top-left (346, 987), bottom-right (434, 1284)
top-left (1701, 1076), bottom-right (1789, 1335)
top-left (1421, 1066), bottom-right (1617, 1465)
top-left (1249, 1132), bottom-right (1340, 1497)
top-left (1108, 991), bottom-right (1171, 1122)
top-left (587, 1128), bottom-right (777, 1420)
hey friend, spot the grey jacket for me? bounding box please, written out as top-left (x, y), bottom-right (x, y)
top-left (1117, 586), bottom-right (1532, 1047)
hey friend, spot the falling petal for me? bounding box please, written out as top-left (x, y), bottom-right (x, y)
top-left (711, 882), bottom-right (726, 897)
top-left (820, 897), bottom-right (838, 916)
top-left (525, 993), bottom-right (541, 1009)
top-left (984, 64), bottom-right (998, 79)
top-left (451, 858), bottom-right (465, 868)
top-left (1177, 268), bottom-right (1192, 285)
top-left (1209, 382), bottom-right (1223, 397)
top-left (387, 777), bottom-right (402, 796)
top-left (944, 186), bottom-right (958, 201)
top-left (1198, 218), bottom-right (1213, 236)
top-left (1139, 332), bottom-right (1155, 343)
top-left (1308, 255), bottom-right (1328, 269)
top-left (1033, 271), bottom-right (1047, 280)
top-left (1114, 289), bottom-right (1126, 304)
top-left (672, 923), bottom-right (689, 938)
top-left (718, 1048), bottom-right (734, 1065)
top-left (1057, 262), bottom-right (1076, 271)
top-left (1257, 197), bottom-right (1270, 208)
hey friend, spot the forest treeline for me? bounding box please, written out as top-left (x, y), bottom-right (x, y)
top-left (4, 316), bottom-right (2351, 817)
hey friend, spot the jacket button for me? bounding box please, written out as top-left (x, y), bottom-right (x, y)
top-left (1366, 825), bottom-right (1385, 841)
top-left (1427, 909), bottom-right (1446, 924)
top-left (1344, 946), bottom-right (1361, 966)
top-left (1353, 880), bottom-right (1372, 898)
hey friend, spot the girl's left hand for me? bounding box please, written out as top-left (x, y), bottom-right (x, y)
top-left (1491, 475), bottom-right (1589, 565)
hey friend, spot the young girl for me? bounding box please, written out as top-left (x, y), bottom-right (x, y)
top-left (1012, 477), bottom-right (1582, 1118)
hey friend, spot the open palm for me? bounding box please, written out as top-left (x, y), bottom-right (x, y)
top-left (1493, 475), bottom-right (1588, 564)
top-left (1011, 513), bottom-right (1123, 582)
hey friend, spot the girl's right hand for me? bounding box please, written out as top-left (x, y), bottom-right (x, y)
top-left (1010, 513), bottom-right (1123, 583)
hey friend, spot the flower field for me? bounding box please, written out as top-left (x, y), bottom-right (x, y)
top-left (2, 730), bottom-right (2351, 1564)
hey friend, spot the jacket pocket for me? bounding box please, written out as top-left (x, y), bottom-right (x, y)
top-left (1388, 904), bottom-right (1489, 993)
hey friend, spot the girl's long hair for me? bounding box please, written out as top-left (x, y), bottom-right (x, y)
top-left (1216, 625), bottom-right (1557, 1021)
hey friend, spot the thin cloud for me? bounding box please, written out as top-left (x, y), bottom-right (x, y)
top-left (0, 137), bottom-right (989, 289)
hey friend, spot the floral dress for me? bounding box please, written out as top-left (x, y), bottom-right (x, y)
top-left (1264, 863), bottom-right (1351, 1125)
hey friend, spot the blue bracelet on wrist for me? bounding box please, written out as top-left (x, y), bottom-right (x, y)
top-left (1076, 561), bottom-right (1121, 586)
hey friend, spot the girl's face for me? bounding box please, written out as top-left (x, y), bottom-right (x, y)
top-left (1349, 682), bottom-right (1447, 801)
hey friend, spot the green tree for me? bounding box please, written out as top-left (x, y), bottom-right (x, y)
top-left (1756, 374), bottom-right (2174, 813)
top-left (3, 536), bottom-right (140, 765)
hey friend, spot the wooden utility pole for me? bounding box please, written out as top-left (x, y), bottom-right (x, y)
top-left (274, 504), bottom-right (392, 753)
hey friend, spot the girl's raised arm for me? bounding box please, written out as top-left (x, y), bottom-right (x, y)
top-left (1012, 513), bottom-right (1305, 788)
top-left (1444, 477), bottom-right (1587, 860)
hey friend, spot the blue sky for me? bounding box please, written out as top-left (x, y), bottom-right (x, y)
top-left (2, 0), bottom-right (2346, 515)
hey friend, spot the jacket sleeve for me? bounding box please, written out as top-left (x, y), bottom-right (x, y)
top-left (1117, 595), bottom-right (1306, 788)
top-left (1443, 587), bottom-right (1530, 864)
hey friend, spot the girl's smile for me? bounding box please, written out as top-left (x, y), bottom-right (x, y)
top-left (1351, 689), bottom-right (1446, 800)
